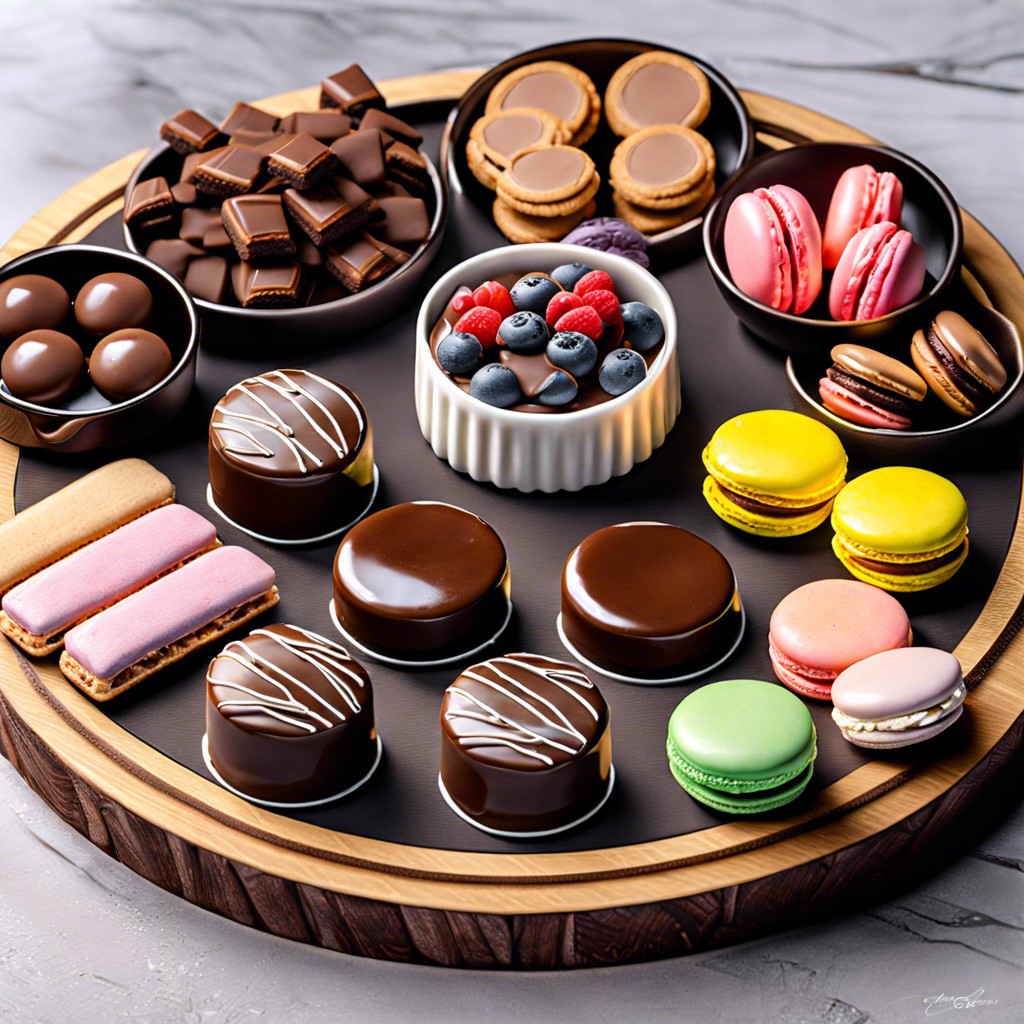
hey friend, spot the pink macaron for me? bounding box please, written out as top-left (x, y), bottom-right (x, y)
top-left (724, 184), bottom-right (822, 315)
top-left (822, 164), bottom-right (904, 270)
top-left (768, 578), bottom-right (912, 700)
top-left (829, 221), bottom-right (925, 322)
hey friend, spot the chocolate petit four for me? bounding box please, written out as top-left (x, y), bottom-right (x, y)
top-left (208, 368), bottom-right (376, 543)
top-left (560, 522), bottom-right (744, 682)
top-left (331, 501), bottom-right (511, 664)
top-left (438, 652), bottom-right (613, 836)
top-left (204, 623), bottom-right (379, 805)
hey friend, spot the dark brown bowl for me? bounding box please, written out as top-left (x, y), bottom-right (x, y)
top-left (442, 38), bottom-right (754, 263)
top-left (123, 142), bottom-right (447, 354)
top-left (703, 142), bottom-right (964, 355)
top-left (0, 244), bottom-right (198, 453)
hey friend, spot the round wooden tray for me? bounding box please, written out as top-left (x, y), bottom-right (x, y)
top-left (2, 70), bottom-right (1023, 970)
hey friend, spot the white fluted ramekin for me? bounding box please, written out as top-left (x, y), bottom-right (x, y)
top-left (415, 243), bottom-right (680, 493)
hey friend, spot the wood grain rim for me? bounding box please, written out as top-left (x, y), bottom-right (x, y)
top-left (2, 71), bottom-right (1023, 920)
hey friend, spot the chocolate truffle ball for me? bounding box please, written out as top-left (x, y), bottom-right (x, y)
top-left (1, 329), bottom-right (84, 405)
top-left (89, 328), bottom-right (172, 401)
top-left (74, 272), bottom-right (153, 336)
top-left (0, 274), bottom-right (71, 341)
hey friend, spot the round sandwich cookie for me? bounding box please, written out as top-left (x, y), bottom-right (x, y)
top-left (910, 310), bottom-right (1009, 417)
top-left (822, 163), bottom-right (904, 270)
top-left (768, 579), bottom-right (912, 701)
top-left (831, 646), bottom-right (965, 750)
top-left (831, 466), bottom-right (969, 592)
top-left (438, 652), bottom-right (613, 837)
top-left (492, 196), bottom-right (597, 244)
top-left (466, 107), bottom-right (565, 191)
top-left (495, 144), bottom-right (599, 216)
top-left (559, 522), bottom-right (744, 683)
top-left (485, 60), bottom-right (601, 147)
top-left (819, 343), bottom-right (927, 430)
top-left (666, 678), bottom-right (817, 815)
top-left (604, 50), bottom-right (712, 137)
top-left (702, 409), bottom-right (848, 538)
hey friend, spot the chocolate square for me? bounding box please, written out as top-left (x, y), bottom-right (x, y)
top-left (267, 133), bottom-right (336, 189)
top-left (278, 110), bottom-right (352, 141)
top-left (374, 196), bottom-right (430, 251)
top-left (319, 64), bottom-right (385, 115)
top-left (124, 176), bottom-right (175, 230)
top-left (324, 232), bottom-right (408, 292)
top-left (219, 102), bottom-right (279, 136)
top-left (179, 206), bottom-right (223, 244)
top-left (358, 109), bottom-right (423, 149)
top-left (283, 177), bottom-right (376, 247)
top-left (161, 109), bottom-right (223, 154)
top-left (193, 146), bottom-right (267, 198)
top-left (185, 256), bottom-right (231, 303)
top-left (202, 223), bottom-right (233, 252)
top-left (330, 130), bottom-right (387, 188)
top-left (228, 128), bottom-right (286, 149)
top-left (170, 181), bottom-right (198, 205)
top-left (221, 194), bottom-right (296, 262)
top-left (231, 261), bottom-right (304, 308)
top-left (385, 141), bottom-right (429, 194)
top-left (145, 238), bottom-right (205, 279)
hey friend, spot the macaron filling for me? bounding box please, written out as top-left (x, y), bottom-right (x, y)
top-left (832, 684), bottom-right (964, 736)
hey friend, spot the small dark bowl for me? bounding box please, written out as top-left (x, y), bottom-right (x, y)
top-left (123, 142), bottom-right (447, 354)
top-left (442, 38), bottom-right (754, 263)
top-left (786, 300), bottom-right (1023, 464)
top-left (0, 244), bottom-right (198, 453)
top-left (703, 142), bottom-right (964, 355)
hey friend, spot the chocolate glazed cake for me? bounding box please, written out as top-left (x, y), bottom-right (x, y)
top-left (208, 368), bottom-right (375, 542)
top-left (204, 623), bottom-right (378, 805)
top-left (439, 652), bottom-right (613, 835)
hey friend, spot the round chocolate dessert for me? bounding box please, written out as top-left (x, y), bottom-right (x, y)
top-left (204, 623), bottom-right (378, 805)
top-left (332, 501), bottom-right (511, 661)
top-left (560, 522), bottom-right (743, 682)
top-left (208, 368), bottom-right (375, 543)
top-left (439, 652), bottom-right (612, 835)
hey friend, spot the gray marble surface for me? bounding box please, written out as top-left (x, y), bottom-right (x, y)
top-left (1, 1), bottom-right (1023, 1021)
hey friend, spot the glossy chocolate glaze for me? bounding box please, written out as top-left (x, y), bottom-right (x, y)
top-left (74, 272), bottom-right (153, 336)
top-left (205, 623), bottom-right (377, 803)
top-left (0, 274), bottom-right (72, 341)
top-left (89, 328), bottom-right (172, 401)
top-left (621, 62), bottom-right (701, 126)
top-left (332, 501), bottom-right (510, 656)
top-left (1, 329), bottom-right (84, 405)
top-left (429, 272), bottom-right (663, 414)
top-left (209, 369), bottom-right (373, 541)
top-left (439, 652), bottom-right (611, 833)
top-left (561, 523), bottom-right (742, 676)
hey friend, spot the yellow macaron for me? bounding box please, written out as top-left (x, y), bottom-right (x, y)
top-left (831, 466), bottom-right (968, 591)
top-left (701, 409), bottom-right (848, 537)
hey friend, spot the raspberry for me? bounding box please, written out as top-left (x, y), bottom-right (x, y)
top-left (583, 288), bottom-right (622, 325)
top-left (573, 269), bottom-right (616, 297)
top-left (545, 290), bottom-right (584, 328)
top-left (554, 305), bottom-right (603, 341)
top-left (454, 305), bottom-right (502, 348)
top-left (472, 284), bottom-right (493, 307)
top-left (451, 291), bottom-right (477, 316)
top-left (483, 280), bottom-right (516, 319)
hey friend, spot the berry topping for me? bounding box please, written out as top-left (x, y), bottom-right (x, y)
top-left (534, 369), bottom-right (578, 407)
top-left (497, 310), bottom-right (549, 354)
top-left (545, 290), bottom-right (584, 328)
top-left (436, 331), bottom-right (484, 376)
top-left (583, 288), bottom-right (622, 325)
top-left (454, 305), bottom-right (502, 348)
top-left (482, 280), bottom-right (515, 319)
top-left (469, 362), bottom-right (523, 408)
top-left (598, 348), bottom-right (647, 396)
top-left (547, 331), bottom-right (599, 377)
top-left (573, 269), bottom-right (616, 297)
top-left (471, 284), bottom-right (492, 307)
top-left (510, 274), bottom-right (562, 315)
top-left (619, 301), bottom-right (665, 353)
top-left (554, 304), bottom-right (603, 341)
top-left (550, 261), bottom-right (593, 290)
top-left (451, 291), bottom-right (477, 316)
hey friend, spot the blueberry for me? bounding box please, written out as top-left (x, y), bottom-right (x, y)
top-left (509, 274), bottom-right (562, 315)
top-left (546, 331), bottom-right (598, 377)
top-left (550, 262), bottom-right (592, 291)
top-left (535, 369), bottom-right (578, 407)
top-left (469, 363), bottom-right (523, 408)
top-left (497, 310), bottom-right (549, 353)
top-left (598, 348), bottom-right (647, 396)
top-left (436, 331), bottom-right (484, 376)
top-left (620, 301), bottom-right (664, 352)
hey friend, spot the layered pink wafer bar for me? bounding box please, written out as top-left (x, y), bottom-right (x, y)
top-left (60, 546), bottom-right (278, 701)
top-left (0, 505), bottom-right (218, 656)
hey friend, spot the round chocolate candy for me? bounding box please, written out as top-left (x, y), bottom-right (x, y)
top-left (74, 272), bottom-right (153, 336)
top-left (88, 328), bottom-right (173, 401)
top-left (0, 274), bottom-right (71, 341)
top-left (1, 329), bottom-right (84, 405)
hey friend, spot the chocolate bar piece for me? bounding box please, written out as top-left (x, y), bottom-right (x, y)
top-left (180, 206), bottom-right (223, 244)
top-left (278, 110), bottom-right (352, 141)
top-left (283, 178), bottom-right (375, 247)
top-left (358, 108), bottom-right (423, 149)
top-left (170, 181), bottom-right (197, 205)
top-left (221, 194), bottom-right (296, 262)
top-left (123, 176), bottom-right (175, 230)
top-left (374, 196), bottom-right (430, 251)
top-left (184, 256), bottom-right (231, 303)
top-left (319, 64), bottom-right (385, 115)
top-left (231, 262), bottom-right (304, 308)
top-left (229, 128), bottom-right (285, 149)
top-left (385, 141), bottom-right (429, 194)
top-left (161, 109), bottom-right (222, 154)
top-left (145, 239), bottom-right (205, 279)
top-left (193, 146), bottom-right (266, 198)
top-left (295, 236), bottom-right (324, 266)
top-left (329, 130), bottom-right (387, 188)
top-left (267, 133), bottom-right (336, 189)
top-left (219, 102), bottom-right (279, 136)
top-left (324, 233), bottom-right (408, 292)
top-left (202, 223), bottom-right (233, 251)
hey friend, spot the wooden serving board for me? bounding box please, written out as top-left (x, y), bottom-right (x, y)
top-left (1, 70), bottom-right (1023, 970)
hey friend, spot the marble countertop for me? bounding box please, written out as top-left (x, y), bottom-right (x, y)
top-left (1, 2), bottom-right (1022, 1021)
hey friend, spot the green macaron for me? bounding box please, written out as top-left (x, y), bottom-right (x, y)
top-left (666, 678), bottom-right (817, 814)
